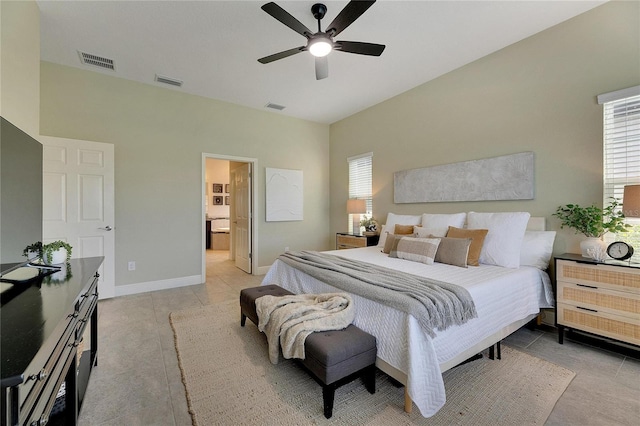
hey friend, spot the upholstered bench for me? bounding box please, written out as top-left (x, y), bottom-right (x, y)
top-left (239, 285), bottom-right (377, 418)
top-left (240, 284), bottom-right (294, 327)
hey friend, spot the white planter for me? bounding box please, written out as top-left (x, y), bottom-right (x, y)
top-left (580, 237), bottom-right (607, 259)
top-left (45, 248), bottom-right (67, 265)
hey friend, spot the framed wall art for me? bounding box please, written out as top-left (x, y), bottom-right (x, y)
top-left (213, 183), bottom-right (223, 193)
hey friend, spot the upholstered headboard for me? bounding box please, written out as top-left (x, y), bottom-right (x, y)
top-left (526, 217), bottom-right (546, 232)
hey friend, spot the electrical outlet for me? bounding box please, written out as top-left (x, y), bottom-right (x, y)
top-left (128, 261), bottom-right (136, 271)
top-left (284, 247), bottom-right (289, 252)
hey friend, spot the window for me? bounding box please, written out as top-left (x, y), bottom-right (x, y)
top-left (347, 152), bottom-right (373, 233)
top-left (599, 86), bottom-right (640, 251)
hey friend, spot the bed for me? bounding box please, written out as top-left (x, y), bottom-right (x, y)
top-left (261, 213), bottom-right (555, 417)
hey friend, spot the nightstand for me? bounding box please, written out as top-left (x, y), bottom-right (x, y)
top-left (336, 233), bottom-right (379, 250)
top-left (554, 253), bottom-right (640, 347)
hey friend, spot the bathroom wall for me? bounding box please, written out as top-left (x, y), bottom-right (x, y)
top-left (205, 158), bottom-right (230, 219)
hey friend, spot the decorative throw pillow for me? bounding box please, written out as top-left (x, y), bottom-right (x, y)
top-left (420, 213), bottom-right (467, 237)
top-left (382, 233), bottom-right (403, 254)
top-left (389, 236), bottom-right (440, 265)
top-left (520, 231), bottom-right (556, 269)
top-left (377, 213), bottom-right (422, 247)
top-left (427, 235), bottom-right (472, 268)
top-left (467, 211), bottom-right (531, 268)
top-left (394, 224), bottom-right (415, 235)
top-left (446, 226), bottom-right (488, 266)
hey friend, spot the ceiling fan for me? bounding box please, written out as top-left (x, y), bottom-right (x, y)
top-left (258, 1), bottom-right (385, 80)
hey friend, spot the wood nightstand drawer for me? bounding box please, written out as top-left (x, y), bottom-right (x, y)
top-left (557, 302), bottom-right (640, 346)
top-left (557, 281), bottom-right (640, 320)
top-left (556, 259), bottom-right (640, 295)
top-left (336, 233), bottom-right (379, 250)
top-left (337, 235), bottom-right (366, 248)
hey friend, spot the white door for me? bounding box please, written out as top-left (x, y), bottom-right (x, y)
top-left (234, 163), bottom-right (252, 273)
top-left (41, 136), bottom-right (115, 299)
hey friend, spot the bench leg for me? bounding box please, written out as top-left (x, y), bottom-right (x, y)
top-left (363, 365), bottom-right (375, 394)
top-left (323, 384), bottom-right (336, 419)
top-left (241, 313), bottom-right (246, 327)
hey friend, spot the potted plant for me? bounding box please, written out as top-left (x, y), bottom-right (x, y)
top-left (553, 198), bottom-right (630, 257)
top-left (23, 241), bottom-right (43, 261)
top-left (360, 216), bottom-right (378, 234)
top-left (42, 241), bottom-right (72, 265)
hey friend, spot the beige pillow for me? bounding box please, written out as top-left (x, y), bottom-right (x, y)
top-left (382, 233), bottom-right (402, 254)
top-left (394, 224), bottom-right (415, 235)
top-left (428, 235), bottom-right (472, 268)
top-left (446, 226), bottom-right (488, 266)
top-left (389, 236), bottom-right (441, 265)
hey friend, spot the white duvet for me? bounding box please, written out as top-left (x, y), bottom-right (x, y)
top-left (261, 246), bottom-right (554, 417)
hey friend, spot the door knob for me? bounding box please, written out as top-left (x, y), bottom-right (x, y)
top-left (100, 225), bottom-right (113, 231)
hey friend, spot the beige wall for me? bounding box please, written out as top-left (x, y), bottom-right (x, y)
top-left (329, 1), bottom-right (640, 256)
top-left (40, 63), bottom-right (330, 287)
top-left (0, 0), bottom-right (40, 137)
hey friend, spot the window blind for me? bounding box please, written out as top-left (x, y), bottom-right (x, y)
top-left (602, 93), bottom-right (640, 202)
top-left (347, 152), bottom-right (373, 232)
top-left (601, 90), bottom-right (640, 255)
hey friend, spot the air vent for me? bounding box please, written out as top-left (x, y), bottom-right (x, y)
top-left (265, 103), bottom-right (286, 111)
top-left (155, 74), bottom-right (183, 87)
top-left (78, 51), bottom-right (115, 70)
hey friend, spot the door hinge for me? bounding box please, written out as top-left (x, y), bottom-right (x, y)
top-left (249, 253), bottom-right (252, 259)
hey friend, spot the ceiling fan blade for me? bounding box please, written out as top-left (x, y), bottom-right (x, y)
top-left (334, 41), bottom-right (385, 56)
top-left (325, 0), bottom-right (376, 37)
top-left (258, 46), bottom-right (305, 64)
top-left (261, 2), bottom-right (313, 38)
top-left (315, 56), bottom-right (328, 80)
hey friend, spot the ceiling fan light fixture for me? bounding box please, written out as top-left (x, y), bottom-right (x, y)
top-left (308, 37), bottom-right (332, 57)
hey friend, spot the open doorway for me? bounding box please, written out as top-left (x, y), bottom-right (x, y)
top-left (202, 153), bottom-right (257, 281)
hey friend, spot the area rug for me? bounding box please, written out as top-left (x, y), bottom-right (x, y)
top-left (170, 300), bottom-right (575, 425)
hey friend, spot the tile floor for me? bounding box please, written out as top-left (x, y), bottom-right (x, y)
top-left (78, 250), bottom-right (640, 425)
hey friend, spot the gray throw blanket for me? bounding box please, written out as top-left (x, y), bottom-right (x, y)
top-left (256, 293), bottom-right (354, 364)
top-left (278, 251), bottom-right (477, 337)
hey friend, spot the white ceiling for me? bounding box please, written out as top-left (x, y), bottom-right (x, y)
top-left (37, 0), bottom-right (606, 124)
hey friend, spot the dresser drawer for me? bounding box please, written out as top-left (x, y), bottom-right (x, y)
top-left (557, 281), bottom-right (640, 321)
top-left (556, 259), bottom-right (640, 295)
top-left (557, 302), bottom-right (640, 346)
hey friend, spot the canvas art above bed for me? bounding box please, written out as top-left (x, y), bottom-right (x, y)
top-left (261, 211), bottom-right (555, 418)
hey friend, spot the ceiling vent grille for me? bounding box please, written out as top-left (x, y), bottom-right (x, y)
top-left (265, 102), bottom-right (286, 111)
top-left (78, 51), bottom-right (115, 70)
top-left (155, 74), bottom-right (183, 87)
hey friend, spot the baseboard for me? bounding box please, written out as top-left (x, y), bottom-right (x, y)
top-left (256, 265), bottom-right (272, 275)
top-left (114, 274), bottom-right (203, 297)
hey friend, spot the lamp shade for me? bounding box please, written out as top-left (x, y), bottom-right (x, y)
top-left (346, 199), bottom-right (367, 214)
top-left (623, 185), bottom-right (640, 218)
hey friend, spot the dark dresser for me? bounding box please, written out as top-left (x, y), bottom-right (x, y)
top-left (1, 257), bottom-right (103, 426)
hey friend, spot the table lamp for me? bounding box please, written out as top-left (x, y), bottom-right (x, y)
top-left (346, 199), bottom-right (367, 235)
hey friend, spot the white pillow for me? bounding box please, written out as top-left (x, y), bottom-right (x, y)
top-left (467, 211), bottom-right (531, 268)
top-left (520, 231), bottom-right (556, 270)
top-left (420, 213), bottom-right (467, 237)
top-left (377, 213), bottom-right (422, 247)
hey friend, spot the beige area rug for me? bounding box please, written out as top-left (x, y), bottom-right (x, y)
top-left (170, 300), bottom-right (575, 426)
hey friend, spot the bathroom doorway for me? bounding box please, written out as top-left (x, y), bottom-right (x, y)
top-left (202, 153), bottom-right (256, 279)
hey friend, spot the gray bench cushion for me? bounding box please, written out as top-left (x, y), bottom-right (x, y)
top-left (302, 325), bottom-right (377, 385)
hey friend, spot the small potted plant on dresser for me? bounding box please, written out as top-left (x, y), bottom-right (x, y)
top-left (42, 241), bottom-right (73, 265)
top-left (553, 198), bottom-right (630, 258)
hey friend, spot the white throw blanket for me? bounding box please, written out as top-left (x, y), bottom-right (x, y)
top-left (256, 293), bottom-right (354, 364)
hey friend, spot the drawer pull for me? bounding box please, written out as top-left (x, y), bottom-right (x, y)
top-left (576, 306), bottom-right (598, 313)
top-left (576, 283), bottom-right (598, 290)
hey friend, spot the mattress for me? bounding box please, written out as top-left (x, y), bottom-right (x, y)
top-left (261, 246), bottom-right (554, 417)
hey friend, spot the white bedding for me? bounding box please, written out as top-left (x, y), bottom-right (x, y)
top-left (261, 246), bottom-right (554, 417)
